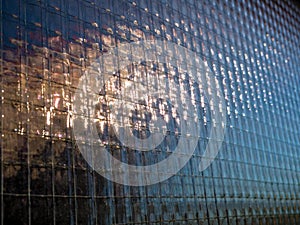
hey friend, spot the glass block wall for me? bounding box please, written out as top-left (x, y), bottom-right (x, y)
top-left (1, 0), bottom-right (299, 224)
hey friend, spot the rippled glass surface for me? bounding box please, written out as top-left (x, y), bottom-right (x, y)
top-left (1, 0), bottom-right (300, 224)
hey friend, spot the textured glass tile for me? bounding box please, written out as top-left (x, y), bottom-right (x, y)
top-left (1, 0), bottom-right (300, 224)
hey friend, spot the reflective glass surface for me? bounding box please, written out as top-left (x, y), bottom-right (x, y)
top-left (1, 0), bottom-right (300, 224)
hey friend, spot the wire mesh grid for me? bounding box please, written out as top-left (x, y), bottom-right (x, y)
top-left (0, 0), bottom-right (300, 224)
